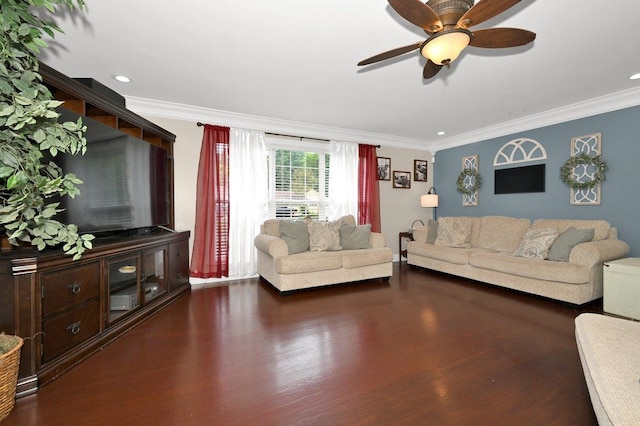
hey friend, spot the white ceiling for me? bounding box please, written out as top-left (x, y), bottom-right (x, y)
top-left (39, 0), bottom-right (640, 151)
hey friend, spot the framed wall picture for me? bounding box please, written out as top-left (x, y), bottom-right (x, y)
top-left (393, 171), bottom-right (411, 189)
top-left (414, 160), bottom-right (427, 182)
top-left (377, 157), bottom-right (391, 181)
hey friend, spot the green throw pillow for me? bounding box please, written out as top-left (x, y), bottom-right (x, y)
top-left (280, 220), bottom-right (310, 254)
top-left (547, 227), bottom-right (594, 262)
top-left (426, 219), bottom-right (438, 244)
top-left (339, 224), bottom-right (372, 250)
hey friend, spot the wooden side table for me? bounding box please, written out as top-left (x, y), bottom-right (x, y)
top-left (398, 231), bottom-right (414, 263)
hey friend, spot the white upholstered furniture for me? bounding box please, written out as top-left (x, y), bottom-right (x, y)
top-left (255, 217), bottom-right (393, 292)
top-left (407, 216), bottom-right (629, 305)
top-left (575, 313), bottom-right (640, 425)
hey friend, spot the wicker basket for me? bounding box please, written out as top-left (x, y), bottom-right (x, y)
top-left (0, 336), bottom-right (23, 422)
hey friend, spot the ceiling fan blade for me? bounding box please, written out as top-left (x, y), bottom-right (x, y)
top-left (457, 0), bottom-right (521, 29)
top-left (358, 42), bottom-right (423, 66)
top-left (423, 60), bottom-right (443, 79)
top-left (388, 0), bottom-right (443, 33)
top-left (469, 28), bottom-right (536, 48)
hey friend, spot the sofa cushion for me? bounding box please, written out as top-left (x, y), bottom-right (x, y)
top-left (307, 220), bottom-right (343, 251)
top-left (341, 247), bottom-right (393, 269)
top-left (476, 216), bottom-right (532, 252)
top-left (280, 220), bottom-right (310, 254)
top-left (275, 251), bottom-right (343, 274)
top-left (470, 251), bottom-right (590, 284)
top-left (263, 219), bottom-right (281, 237)
top-left (575, 313), bottom-right (640, 426)
top-left (548, 227), bottom-right (595, 262)
top-left (532, 219), bottom-right (610, 241)
top-left (513, 228), bottom-right (559, 259)
top-left (339, 224), bottom-right (372, 250)
top-left (434, 217), bottom-right (474, 248)
top-left (408, 242), bottom-right (491, 265)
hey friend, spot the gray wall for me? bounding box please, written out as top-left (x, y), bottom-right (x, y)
top-left (434, 105), bottom-right (640, 256)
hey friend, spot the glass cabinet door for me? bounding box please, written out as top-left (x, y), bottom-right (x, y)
top-left (142, 246), bottom-right (167, 304)
top-left (107, 255), bottom-right (140, 323)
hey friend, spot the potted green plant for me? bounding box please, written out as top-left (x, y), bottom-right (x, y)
top-left (0, 0), bottom-right (93, 260)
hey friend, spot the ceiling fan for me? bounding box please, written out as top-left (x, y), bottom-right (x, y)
top-left (358, 0), bottom-right (536, 79)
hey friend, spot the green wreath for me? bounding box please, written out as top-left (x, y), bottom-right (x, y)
top-left (560, 153), bottom-right (608, 190)
top-left (456, 168), bottom-right (481, 195)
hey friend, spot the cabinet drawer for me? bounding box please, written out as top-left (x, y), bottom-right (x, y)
top-left (42, 299), bottom-right (101, 364)
top-left (42, 262), bottom-right (100, 317)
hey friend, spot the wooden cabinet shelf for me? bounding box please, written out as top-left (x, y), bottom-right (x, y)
top-left (0, 64), bottom-right (190, 397)
top-left (1, 230), bottom-right (191, 396)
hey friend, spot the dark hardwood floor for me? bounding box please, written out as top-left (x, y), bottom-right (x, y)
top-left (5, 264), bottom-right (600, 425)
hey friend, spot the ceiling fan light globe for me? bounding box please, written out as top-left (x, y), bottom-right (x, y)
top-left (421, 29), bottom-right (472, 65)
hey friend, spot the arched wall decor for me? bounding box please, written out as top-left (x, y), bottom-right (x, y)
top-left (569, 133), bottom-right (602, 205)
top-left (461, 155), bottom-right (479, 206)
top-left (493, 138), bottom-right (547, 166)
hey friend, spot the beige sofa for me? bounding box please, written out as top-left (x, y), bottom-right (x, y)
top-left (255, 216), bottom-right (393, 292)
top-left (575, 313), bottom-right (640, 425)
top-left (407, 216), bottom-right (629, 305)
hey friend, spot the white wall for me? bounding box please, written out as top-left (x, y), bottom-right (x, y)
top-left (377, 146), bottom-right (434, 260)
top-left (144, 115), bottom-right (433, 273)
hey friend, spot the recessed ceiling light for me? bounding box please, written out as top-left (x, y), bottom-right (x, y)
top-left (113, 75), bottom-right (131, 83)
top-left (629, 73), bottom-right (640, 80)
top-left (437, 131), bottom-right (446, 136)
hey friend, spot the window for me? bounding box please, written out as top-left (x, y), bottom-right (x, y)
top-left (266, 137), bottom-right (330, 220)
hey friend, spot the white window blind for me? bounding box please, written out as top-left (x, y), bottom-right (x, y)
top-left (265, 136), bottom-right (330, 220)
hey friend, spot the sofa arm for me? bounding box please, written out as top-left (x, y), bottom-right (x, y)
top-left (254, 233), bottom-right (289, 259)
top-left (370, 232), bottom-right (386, 248)
top-left (569, 239), bottom-right (630, 267)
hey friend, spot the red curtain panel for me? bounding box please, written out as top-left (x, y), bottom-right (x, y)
top-left (358, 144), bottom-right (381, 232)
top-left (190, 125), bottom-right (230, 278)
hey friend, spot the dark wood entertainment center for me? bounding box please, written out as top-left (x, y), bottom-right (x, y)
top-left (0, 65), bottom-right (190, 397)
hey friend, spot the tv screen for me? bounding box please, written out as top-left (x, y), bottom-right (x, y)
top-left (494, 164), bottom-right (545, 194)
top-left (52, 109), bottom-right (170, 234)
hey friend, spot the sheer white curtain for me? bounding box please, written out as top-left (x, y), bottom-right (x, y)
top-left (228, 128), bottom-right (268, 276)
top-left (328, 140), bottom-right (358, 219)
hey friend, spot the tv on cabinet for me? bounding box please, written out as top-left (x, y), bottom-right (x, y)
top-left (52, 108), bottom-right (170, 235)
top-left (494, 164), bottom-right (545, 194)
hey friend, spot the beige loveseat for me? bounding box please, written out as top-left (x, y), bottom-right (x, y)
top-left (255, 215), bottom-right (393, 292)
top-left (575, 313), bottom-right (640, 425)
top-left (407, 216), bottom-right (629, 305)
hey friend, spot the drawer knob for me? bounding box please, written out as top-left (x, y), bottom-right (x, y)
top-left (68, 283), bottom-right (82, 294)
top-left (67, 321), bottom-right (82, 335)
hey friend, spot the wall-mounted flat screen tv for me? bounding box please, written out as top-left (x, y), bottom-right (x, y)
top-left (494, 164), bottom-right (545, 194)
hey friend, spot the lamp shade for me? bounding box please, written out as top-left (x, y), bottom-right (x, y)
top-left (420, 29), bottom-right (472, 65)
top-left (421, 194), bottom-right (439, 208)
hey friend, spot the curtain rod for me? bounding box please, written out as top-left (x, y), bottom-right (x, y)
top-left (196, 122), bottom-right (380, 148)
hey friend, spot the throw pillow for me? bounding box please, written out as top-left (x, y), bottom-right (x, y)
top-left (426, 219), bottom-right (438, 244)
top-left (547, 227), bottom-right (595, 262)
top-left (307, 220), bottom-right (342, 251)
top-left (334, 214), bottom-right (357, 228)
top-left (339, 224), bottom-right (372, 250)
top-left (279, 220), bottom-right (310, 254)
top-left (434, 217), bottom-right (473, 248)
top-left (513, 228), bottom-right (559, 259)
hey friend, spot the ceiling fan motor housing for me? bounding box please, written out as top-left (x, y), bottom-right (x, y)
top-left (427, 0), bottom-right (474, 27)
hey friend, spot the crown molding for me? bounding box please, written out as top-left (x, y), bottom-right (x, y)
top-left (432, 85), bottom-right (640, 153)
top-left (126, 85), bottom-right (640, 154)
top-left (125, 97), bottom-right (429, 150)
